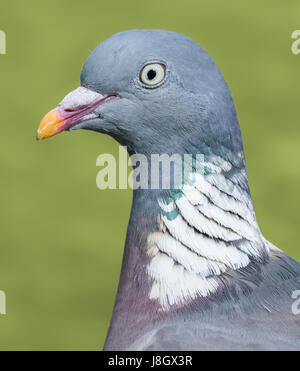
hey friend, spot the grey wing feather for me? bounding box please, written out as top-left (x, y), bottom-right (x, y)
top-left (138, 313), bottom-right (300, 351)
top-left (129, 248), bottom-right (300, 351)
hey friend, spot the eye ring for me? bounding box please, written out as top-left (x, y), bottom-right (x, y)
top-left (140, 63), bottom-right (166, 88)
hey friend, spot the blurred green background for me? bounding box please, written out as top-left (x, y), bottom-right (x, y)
top-left (0, 0), bottom-right (299, 350)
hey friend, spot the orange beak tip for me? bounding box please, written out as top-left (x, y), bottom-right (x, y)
top-left (36, 109), bottom-right (66, 141)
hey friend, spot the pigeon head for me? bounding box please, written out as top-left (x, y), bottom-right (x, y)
top-left (37, 29), bottom-right (243, 157)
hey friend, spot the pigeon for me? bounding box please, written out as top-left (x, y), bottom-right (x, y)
top-left (37, 30), bottom-right (300, 351)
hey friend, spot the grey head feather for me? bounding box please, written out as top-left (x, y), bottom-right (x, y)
top-left (80, 29), bottom-right (243, 157)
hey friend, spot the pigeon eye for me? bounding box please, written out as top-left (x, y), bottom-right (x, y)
top-left (140, 63), bottom-right (166, 87)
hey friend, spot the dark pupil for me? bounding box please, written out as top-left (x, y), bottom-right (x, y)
top-left (147, 69), bottom-right (157, 80)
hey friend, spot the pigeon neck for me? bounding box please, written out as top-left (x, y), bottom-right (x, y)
top-left (105, 151), bottom-right (269, 348)
top-left (143, 148), bottom-right (269, 305)
top-left (144, 171), bottom-right (269, 308)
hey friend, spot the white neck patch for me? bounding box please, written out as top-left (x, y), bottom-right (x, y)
top-left (145, 163), bottom-right (269, 310)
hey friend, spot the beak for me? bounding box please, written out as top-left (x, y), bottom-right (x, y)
top-left (37, 87), bottom-right (117, 140)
